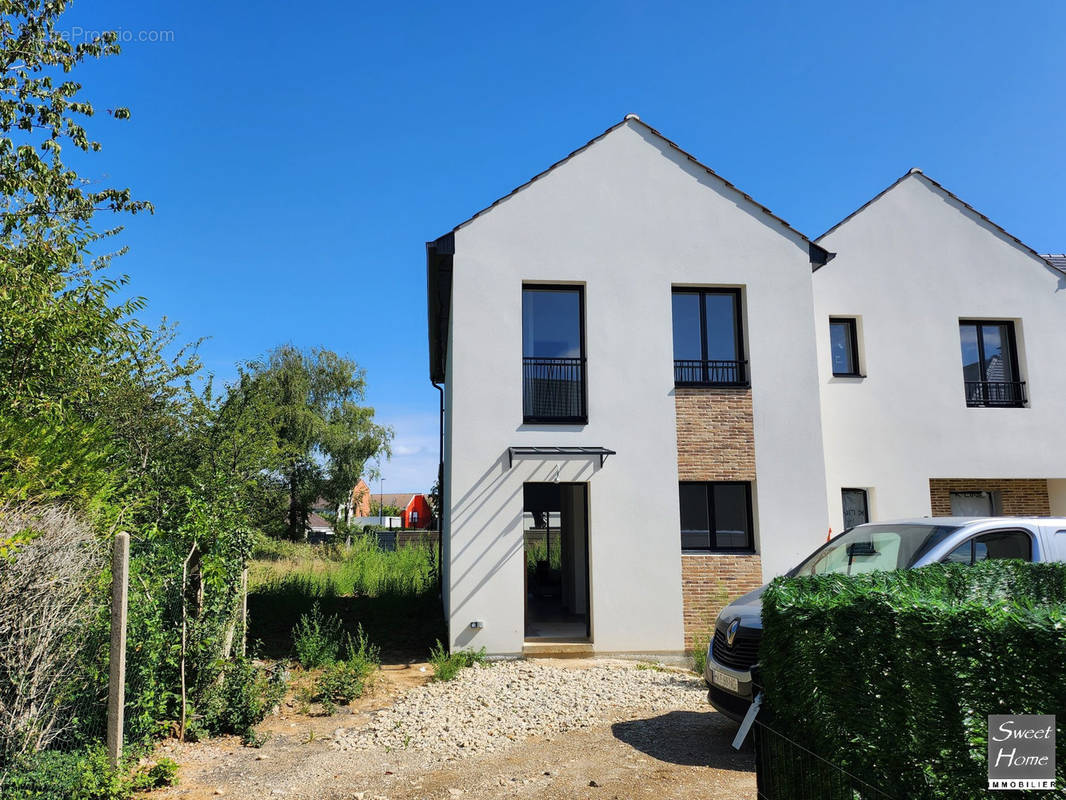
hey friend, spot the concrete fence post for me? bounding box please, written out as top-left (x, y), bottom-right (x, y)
top-left (107, 531), bottom-right (130, 768)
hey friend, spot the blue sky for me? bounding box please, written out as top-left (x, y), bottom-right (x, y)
top-left (62, 1), bottom-right (1065, 493)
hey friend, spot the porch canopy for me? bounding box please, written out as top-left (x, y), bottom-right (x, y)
top-left (507, 446), bottom-right (616, 469)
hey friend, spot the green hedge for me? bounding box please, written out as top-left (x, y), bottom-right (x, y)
top-left (760, 560), bottom-right (1066, 799)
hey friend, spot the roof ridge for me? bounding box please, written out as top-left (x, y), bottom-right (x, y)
top-left (817, 169), bottom-right (1064, 276)
top-left (449, 115), bottom-right (821, 250)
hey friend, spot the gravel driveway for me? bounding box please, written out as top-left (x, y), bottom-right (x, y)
top-left (153, 658), bottom-right (754, 800)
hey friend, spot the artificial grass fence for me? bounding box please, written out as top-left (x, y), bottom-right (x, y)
top-left (759, 561), bottom-right (1066, 799)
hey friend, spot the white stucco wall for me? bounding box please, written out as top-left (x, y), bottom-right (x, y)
top-left (442, 119), bottom-right (829, 656)
top-left (814, 173), bottom-right (1066, 530)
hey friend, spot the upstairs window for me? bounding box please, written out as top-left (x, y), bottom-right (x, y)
top-left (522, 286), bottom-right (586, 424)
top-left (959, 321), bottom-right (1024, 407)
top-left (679, 481), bottom-right (754, 552)
top-left (672, 288), bottom-right (746, 385)
top-left (829, 318), bottom-right (861, 377)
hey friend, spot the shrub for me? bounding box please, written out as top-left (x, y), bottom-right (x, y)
top-left (760, 560), bottom-right (1066, 800)
top-left (314, 625), bottom-right (380, 714)
top-left (293, 603), bottom-right (343, 667)
top-left (0, 746), bottom-right (178, 800)
top-left (0, 504), bottom-right (106, 762)
top-left (201, 657), bottom-right (287, 739)
top-left (428, 640), bottom-right (487, 682)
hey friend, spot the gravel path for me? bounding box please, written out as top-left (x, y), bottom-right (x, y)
top-left (334, 660), bottom-right (707, 761)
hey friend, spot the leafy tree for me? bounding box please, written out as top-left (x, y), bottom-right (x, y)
top-left (242, 345), bottom-right (392, 540)
top-left (0, 0), bottom-right (151, 516)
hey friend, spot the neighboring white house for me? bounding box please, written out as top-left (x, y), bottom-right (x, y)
top-left (427, 115), bottom-right (831, 657)
top-left (813, 169), bottom-right (1066, 530)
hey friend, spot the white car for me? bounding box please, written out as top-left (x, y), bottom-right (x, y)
top-left (705, 517), bottom-right (1066, 722)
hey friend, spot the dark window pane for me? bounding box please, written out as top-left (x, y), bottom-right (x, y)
top-left (671, 293), bottom-right (702, 361)
top-left (680, 484), bottom-right (709, 532)
top-left (981, 324), bottom-right (1012, 382)
top-left (830, 320), bottom-right (856, 375)
top-left (841, 488), bottom-right (869, 528)
top-left (522, 289), bottom-right (581, 358)
top-left (712, 484), bottom-right (750, 549)
top-left (959, 324), bottom-right (981, 381)
top-left (704, 293), bottom-right (738, 362)
top-left (975, 531), bottom-right (1031, 562)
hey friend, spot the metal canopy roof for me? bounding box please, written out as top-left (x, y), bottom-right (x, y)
top-left (507, 446), bottom-right (616, 469)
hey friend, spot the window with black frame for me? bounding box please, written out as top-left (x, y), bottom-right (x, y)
top-left (522, 286), bottom-right (586, 423)
top-left (671, 288), bottom-right (746, 385)
top-left (829, 317), bottom-right (861, 377)
top-left (679, 481), bottom-right (754, 551)
top-left (959, 320), bottom-right (1025, 407)
top-left (841, 488), bottom-right (869, 528)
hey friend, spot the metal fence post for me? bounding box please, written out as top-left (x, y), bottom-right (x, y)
top-left (107, 531), bottom-right (129, 768)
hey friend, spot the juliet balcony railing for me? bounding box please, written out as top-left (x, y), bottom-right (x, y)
top-left (674, 359), bottom-right (748, 386)
top-left (965, 380), bottom-right (1026, 408)
top-left (523, 357), bottom-right (587, 423)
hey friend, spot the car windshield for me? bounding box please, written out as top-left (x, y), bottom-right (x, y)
top-left (793, 523), bottom-right (960, 576)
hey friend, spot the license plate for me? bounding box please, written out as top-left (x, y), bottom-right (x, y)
top-left (711, 669), bottom-right (739, 693)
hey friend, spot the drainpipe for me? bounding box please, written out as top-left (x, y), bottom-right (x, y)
top-left (431, 379), bottom-right (445, 602)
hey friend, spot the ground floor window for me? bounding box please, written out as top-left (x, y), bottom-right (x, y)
top-left (950, 490), bottom-right (1001, 516)
top-left (679, 481), bottom-right (753, 552)
top-left (841, 488), bottom-right (870, 529)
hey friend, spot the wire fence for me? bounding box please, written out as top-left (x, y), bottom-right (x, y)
top-left (754, 717), bottom-right (897, 800)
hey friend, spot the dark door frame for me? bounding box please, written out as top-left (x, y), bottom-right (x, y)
top-left (522, 480), bottom-right (591, 641)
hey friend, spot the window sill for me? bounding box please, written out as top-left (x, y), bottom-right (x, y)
top-left (831, 372), bottom-right (865, 379)
top-left (674, 382), bottom-right (750, 389)
top-left (964, 404), bottom-right (1026, 410)
top-left (522, 417), bottom-right (588, 426)
top-left (681, 549), bottom-right (758, 556)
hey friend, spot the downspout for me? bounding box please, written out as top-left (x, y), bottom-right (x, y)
top-left (431, 379), bottom-right (444, 603)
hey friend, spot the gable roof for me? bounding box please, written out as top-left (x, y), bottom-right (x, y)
top-left (427, 115), bottom-right (832, 382)
top-left (816, 168), bottom-right (1065, 276)
top-left (448, 115), bottom-right (826, 254)
top-left (372, 492), bottom-right (421, 510)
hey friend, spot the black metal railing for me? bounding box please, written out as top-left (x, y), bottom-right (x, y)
top-left (964, 380), bottom-right (1026, 408)
top-left (674, 359), bottom-right (747, 385)
top-left (523, 357), bottom-right (586, 422)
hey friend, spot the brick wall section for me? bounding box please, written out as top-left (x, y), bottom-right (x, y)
top-left (681, 554), bottom-right (763, 648)
top-left (675, 386), bottom-right (760, 648)
top-left (929, 479), bottom-right (1050, 516)
top-left (675, 387), bottom-right (755, 480)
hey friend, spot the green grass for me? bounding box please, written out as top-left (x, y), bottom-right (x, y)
top-left (250, 534), bottom-right (436, 599)
top-left (247, 534), bottom-right (444, 662)
top-left (428, 640), bottom-right (487, 682)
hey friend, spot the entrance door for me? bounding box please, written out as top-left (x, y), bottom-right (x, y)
top-left (523, 482), bottom-right (590, 640)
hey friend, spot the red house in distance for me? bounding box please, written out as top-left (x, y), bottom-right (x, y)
top-left (349, 480), bottom-right (435, 529)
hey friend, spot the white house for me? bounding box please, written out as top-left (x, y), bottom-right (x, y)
top-left (813, 169), bottom-right (1066, 531)
top-left (426, 116), bottom-right (831, 657)
top-left (427, 118), bottom-right (1066, 658)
